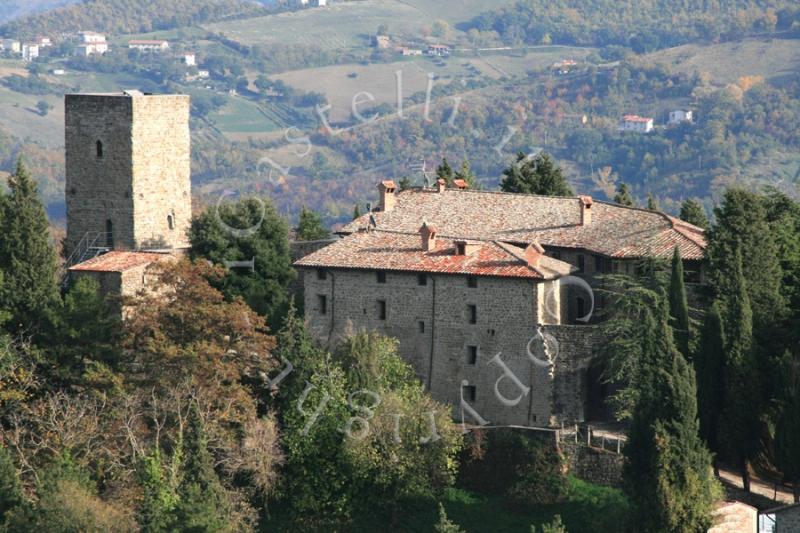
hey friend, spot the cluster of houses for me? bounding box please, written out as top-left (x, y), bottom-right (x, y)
top-left (618, 109), bottom-right (693, 133)
top-left (1, 36), bottom-right (50, 61)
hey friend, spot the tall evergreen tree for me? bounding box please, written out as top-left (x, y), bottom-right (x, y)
top-left (295, 206), bottom-right (330, 241)
top-left (136, 448), bottom-right (178, 532)
top-left (774, 354), bottom-right (800, 503)
top-left (174, 403), bottom-right (229, 531)
top-left (436, 158), bottom-right (454, 186)
top-left (695, 301), bottom-right (725, 475)
top-left (352, 204), bottom-right (362, 220)
top-left (613, 182), bottom-right (635, 206)
top-left (646, 193), bottom-right (659, 211)
top-left (668, 247), bottom-right (691, 359)
top-left (624, 294), bottom-right (718, 532)
top-left (718, 247), bottom-right (759, 493)
top-left (454, 159), bottom-right (478, 189)
top-left (500, 152), bottom-right (573, 196)
top-left (0, 158), bottom-right (60, 336)
top-left (0, 444), bottom-right (22, 522)
top-left (679, 198), bottom-right (708, 229)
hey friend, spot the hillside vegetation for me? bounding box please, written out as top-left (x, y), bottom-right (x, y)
top-left (464, 1), bottom-right (800, 51)
top-left (0, 0), bottom-right (268, 38)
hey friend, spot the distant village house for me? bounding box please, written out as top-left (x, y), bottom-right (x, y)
top-left (22, 43), bottom-right (39, 61)
top-left (372, 35), bottom-right (390, 49)
top-left (128, 40), bottom-right (170, 52)
top-left (1, 39), bottom-right (20, 53)
top-left (76, 31), bottom-right (108, 56)
top-left (552, 59), bottom-right (578, 74)
top-left (183, 53), bottom-right (196, 66)
top-left (619, 114), bottom-right (654, 133)
top-left (668, 109), bottom-right (693, 125)
top-left (427, 44), bottom-right (451, 57)
top-left (398, 47), bottom-right (423, 56)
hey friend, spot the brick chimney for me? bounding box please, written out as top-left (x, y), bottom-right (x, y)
top-left (453, 178), bottom-right (468, 190)
top-left (378, 180), bottom-right (397, 212)
top-left (419, 221), bottom-right (437, 251)
top-left (525, 242), bottom-right (545, 267)
top-left (437, 179), bottom-right (446, 193)
top-left (579, 196), bottom-right (593, 226)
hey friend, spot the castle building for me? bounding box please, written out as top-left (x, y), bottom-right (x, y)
top-left (65, 91), bottom-right (192, 299)
top-left (295, 181), bottom-right (706, 427)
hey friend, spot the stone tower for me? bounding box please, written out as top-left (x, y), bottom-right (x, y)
top-left (65, 91), bottom-right (191, 254)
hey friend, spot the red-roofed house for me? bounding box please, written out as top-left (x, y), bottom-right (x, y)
top-left (619, 114), bottom-right (654, 133)
top-left (295, 180), bottom-right (708, 427)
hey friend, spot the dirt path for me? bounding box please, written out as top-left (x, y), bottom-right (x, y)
top-left (717, 466), bottom-right (794, 506)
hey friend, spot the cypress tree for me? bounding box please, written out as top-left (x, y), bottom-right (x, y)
top-left (0, 444), bottom-right (22, 522)
top-left (679, 198), bottom-right (708, 229)
top-left (353, 204), bottom-right (362, 220)
top-left (646, 193), bottom-right (659, 211)
top-left (436, 158), bottom-right (454, 186)
top-left (668, 247), bottom-right (691, 359)
top-left (718, 247), bottom-right (759, 493)
top-left (624, 294), bottom-right (717, 532)
top-left (774, 354), bottom-right (800, 503)
top-left (175, 403), bottom-right (229, 531)
top-left (0, 158), bottom-right (59, 336)
top-left (295, 206), bottom-right (330, 241)
top-left (695, 301), bottom-right (725, 475)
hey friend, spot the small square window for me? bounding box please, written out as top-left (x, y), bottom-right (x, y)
top-left (467, 276), bottom-right (478, 288)
top-left (417, 273), bottom-right (427, 286)
top-left (418, 321), bottom-right (425, 333)
top-left (467, 304), bottom-right (477, 324)
top-left (318, 294), bottom-right (327, 315)
top-left (463, 385), bottom-right (476, 403)
top-left (317, 269), bottom-right (327, 280)
top-left (376, 271), bottom-right (387, 284)
top-left (466, 345), bottom-right (478, 365)
top-left (378, 300), bottom-right (387, 320)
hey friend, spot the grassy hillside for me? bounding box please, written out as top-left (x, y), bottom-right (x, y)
top-left (0, 0), bottom-right (268, 39)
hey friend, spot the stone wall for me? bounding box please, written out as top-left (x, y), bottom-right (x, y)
top-left (561, 441), bottom-right (624, 488)
top-left (65, 93), bottom-right (191, 254)
top-left (708, 501), bottom-right (757, 533)
top-left (776, 504), bottom-right (800, 532)
top-left (302, 267), bottom-right (588, 426)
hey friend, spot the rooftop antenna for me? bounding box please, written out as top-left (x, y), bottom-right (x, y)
top-left (410, 158), bottom-right (435, 187)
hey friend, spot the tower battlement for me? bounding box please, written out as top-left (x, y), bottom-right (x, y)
top-left (65, 91), bottom-right (191, 254)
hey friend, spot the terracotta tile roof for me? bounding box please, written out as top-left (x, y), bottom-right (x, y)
top-left (295, 230), bottom-right (576, 279)
top-left (339, 188), bottom-right (706, 260)
top-left (622, 114), bottom-right (653, 122)
top-left (69, 251), bottom-right (168, 273)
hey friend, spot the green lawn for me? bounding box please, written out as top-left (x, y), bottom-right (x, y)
top-left (209, 96), bottom-right (281, 135)
top-left (264, 477), bottom-right (630, 532)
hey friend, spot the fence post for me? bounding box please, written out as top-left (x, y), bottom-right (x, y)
top-left (616, 437), bottom-right (621, 454)
top-left (574, 424), bottom-right (578, 444)
top-left (587, 425), bottom-right (591, 446)
top-left (601, 435), bottom-right (605, 450)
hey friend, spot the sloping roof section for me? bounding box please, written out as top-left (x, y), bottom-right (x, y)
top-left (339, 188), bottom-right (706, 260)
top-left (295, 230), bottom-right (575, 279)
top-left (69, 251), bottom-right (169, 273)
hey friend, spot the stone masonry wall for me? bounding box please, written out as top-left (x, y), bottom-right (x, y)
top-left (303, 267), bottom-right (585, 427)
top-left (561, 441), bottom-right (624, 488)
top-left (777, 505), bottom-right (800, 532)
top-left (65, 93), bottom-right (191, 255)
top-left (65, 94), bottom-right (135, 253)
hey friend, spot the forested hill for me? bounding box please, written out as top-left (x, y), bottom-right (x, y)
top-left (464, 1), bottom-right (800, 52)
top-left (0, 0), bottom-right (80, 25)
top-left (0, 0), bottom-right (268, 38)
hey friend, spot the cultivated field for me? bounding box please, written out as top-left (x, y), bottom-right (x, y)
top-left (643, 37), bottom-right (800, 85)
top-left (204, 0), bottom-right (499, 50)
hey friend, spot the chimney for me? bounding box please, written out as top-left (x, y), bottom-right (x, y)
top-left (452, 178), bottom-right (468, 190)
top-left (378, 180), bottom-right (397, 212)
top-left (419, 221), bottom-right (437, 251)
top-left (579, 195), bottom-right (593, 226)
top-left (525, 242), bottom-right (545, 267)
top-left (437, 178), bottom-right (446, 193)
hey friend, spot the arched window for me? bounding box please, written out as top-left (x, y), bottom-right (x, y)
top-left (105, 219), bottom-right (113, 247)
top-left (96, 140), bottom-right (103, 158)
top-left (167, 214), bottom-right (175, 230)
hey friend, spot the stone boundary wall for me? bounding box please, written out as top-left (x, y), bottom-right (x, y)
top-left (561, 441), bottom-right (624, 488)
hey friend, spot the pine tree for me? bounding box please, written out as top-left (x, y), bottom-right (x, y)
top-left (454, 159), bottom-right (478, 189)
top-left (174, 403), bottom-right (229, 531)
top-left (0, 158), bottom-right (60, 336)
top-left (613, 183), bottom-right (635, 206)
top-left (353, 204), bottom-right (362, 220)
top-left (436, 158), bottom-right (454, 186)
top-left (668, 247), bottom-right (690, 359)
top-left (679, 198), bottom-right (708, 229)
top-left (695, 301), bottom-right (725, 475)
top-left (0, 444), bottom-right (22, 522)
top-left (397, 176), bottom-right (412, 191)
top-left (295, 206), bottom-right (330, 241)
top-left (718, 247), bottom-right (759, 493)
top-left (646, 193), bottom-right (659, 211)
top-left (500, 152), bottom-right (573, 196)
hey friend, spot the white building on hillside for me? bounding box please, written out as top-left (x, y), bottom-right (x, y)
top-left (183, 53), bottom-right (196, 66)
top-left (128, 40), bottom-right (170, 52)
top-left (22, 43), bottom-right (39, 61)
top-left (619, 114), bottom-right (654, 133)
top-left (668, 109), bottom-right (693, 125)
top-left (76, 31), bottom-right (108, 56)
top-left (2, 39), bottom-right (20, 53)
